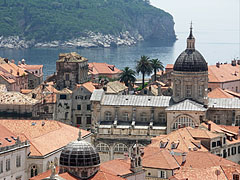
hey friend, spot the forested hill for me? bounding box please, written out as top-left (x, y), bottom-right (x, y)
top-left (0, 0), bottom-right (176, 46)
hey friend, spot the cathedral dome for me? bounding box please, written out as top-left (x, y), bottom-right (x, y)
top-left (173, 23), bottom-right (208, 72)
top-left (60, 135), bottom-right (100, 167)
top-left (173, 49), bottom-right (208, 72)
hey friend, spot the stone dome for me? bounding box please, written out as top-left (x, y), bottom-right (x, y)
top-left (60, 140), bottom-right (100, 167)
top-left (173, 49), bottom-right (208, 72)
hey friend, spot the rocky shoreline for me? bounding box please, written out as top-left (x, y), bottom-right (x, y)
top-left (0, 31), bottom-right (144, 49)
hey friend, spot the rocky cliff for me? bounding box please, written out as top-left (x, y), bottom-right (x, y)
top-left (0, 0), bottom-right (176, 48)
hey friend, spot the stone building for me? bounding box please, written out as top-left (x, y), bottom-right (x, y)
top-left (0, 124), bottom-right (30, 180)
top-left (55, 52), bottom-right (89, 90)
top-left (0, 120), bottom-right (91, 179)
top-left (90, 26), bottom-right (240, 161)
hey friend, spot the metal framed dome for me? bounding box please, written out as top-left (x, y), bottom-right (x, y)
top-left (60, 140), bottom-right (100, 167)
top-left (173, 49), bottom-right (208, 72)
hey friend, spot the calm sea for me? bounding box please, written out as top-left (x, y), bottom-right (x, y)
top-left (0, 0), bottom-right (239, 78)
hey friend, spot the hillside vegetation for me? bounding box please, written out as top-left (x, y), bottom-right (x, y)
top-left (0, 0), bottom-right (176, 42)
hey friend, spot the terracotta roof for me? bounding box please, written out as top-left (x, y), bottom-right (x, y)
top-left (58, 88), bottom-right (72, 94)
top-left (100, 158), bottom-right (132, 176)
top-left (0, 91), bottom-right (39, 105)
top-left (19, 64), bottom-right (43, 70)
top-left (30, 166), bottom-right (127, 180)
top-left (170, 166), bottom-right (228, 180)
top-left (174, 151), bottom-right (237, 169)
top-left (150, 127), bottom-right (209, 152)
top-left (0, 62), bottom-right (26, 77)
top-left (20, 89), bottom-right (33, 94)
top-left (0, 71), bottom-right (16, 84)
top-left (208, 64), bottom-right (240, 83)
top-left (0, 124), bottom-right (17, 147)
top-left (0, 120), bottom-right (91, 156)
top-left (76, 81), bottom-right (96, 93)
top-left (88, 62), bottom-right (121, 75)
top-left (142, 147), bottom-right (180, 169)
top-left (224, 89), bottom-right (240, 98)
top-left (221, 165), bottom-right (240, 180)
top-left (166, 64), bottom-right (174, 69)
top-left (208, 87), bottom-right (234, 98)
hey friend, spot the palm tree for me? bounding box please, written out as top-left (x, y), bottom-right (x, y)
top-left (119, 67), bottom-right (136, 87)
top-left (136, 55), bottom-right (153, 89)
top-left (150, 58), bottom-right (164, 82)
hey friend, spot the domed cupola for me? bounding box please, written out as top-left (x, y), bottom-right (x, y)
top-left (173, 23), bottom-right (208, 72)
top-left (172, 23), bottom-right (208, 105)
top-left (59, 130), bottom-right (100, 179)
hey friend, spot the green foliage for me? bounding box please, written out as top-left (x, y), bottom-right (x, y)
top-left (150, 58), bottom-right (164, 81)
top-left (0, 0), bottom-right (170, 42)
top-left (120, 67), bottom-right (136, 87)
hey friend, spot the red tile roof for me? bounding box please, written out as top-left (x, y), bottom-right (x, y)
top-left (208, 87), bottom-right (234, 98)
top-left (0, 120), bottom-right (91, 156)
top-left (208, 64), bottom-right (240, 83)
top-left (19, 64), bottom-right (43, 70)
top-left (0, 124), bottom-right (17, 147)
top-left (88, 62), bottom-right (121, 75)
top-left (76, 81), bottom-right (96, 93)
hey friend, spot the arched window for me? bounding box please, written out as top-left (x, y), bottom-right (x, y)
top-left (96, 143), bottom-right (110, 152)
top-left (81, 171), bottom-right (88, 178)
top-left (105, 112), bottom-right (112, 121)
top-left (236, 115), bottom-right (240, 126)
top-left (54, 157), bottom-right (58, 166)
top-left (140, 113), bottom-right (147, 121)
top-left (31, 165), bottom-right (38, 177)
top-left (46, 161), bottom-right (50, 170)
top-left (172, 116), bottom-right (195, 130)
top-left (123, 112), bottom-right (129, 121)
top-left (114, 143), bottom-right (128, 153)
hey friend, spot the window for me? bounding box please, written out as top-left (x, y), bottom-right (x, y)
top-left (6, 159), bottom-right (10, 171)
top-left (212, 142), bottom-right (216, 148)
top-left (232, 147), bottom-right (237, 155)
top-left (87, 104), bottom-right (91, 111)
top-left (105, 112), bottom-right (112, 121)
top-left (175, 86), bottom-right (180, 97)
top-left (186, 85), bottom-right (192, 97)
top-left (172, 116), bottom-right (195, 130)
top-left (31, 165), bottom-right (38, 177)
top-left (87, 116), bottom-right (91, 124)
top-left (96, 143), bottom-right (110, 152)
top-left (114, 143), bottom-right (128, 153)
top-left (65, 74), bottom-right (69, 81)
top-left (81, 171), bottom-right (88, 178)
top-left (217, 141), bottom-right (221, 147)
top-left (228, 148), bottom-right (231, 156)
top-left (0, 160), bottom-right (3, 173)
top-left (140, 113), bottom-right (148, 121)
top-left (159, 113), bottom-right (166, 125)
top-left (46, 161), bottom-right (50, 170)
top-left (213, 115), bottom-right (220, 124)
top-left (236, 115), bottom-right (240, 126)
top-left (16, 176), bottom-right (21, 180)
top-left (233, 174), bottom-right (240, 180)
top-left (60, 94), bottom-right (67, 100)
top-left (223, 149), bottom-right (227, 158)
top-left (158, 170), bottom-right (166, 178)
top-left (238, 146), bottom-right (240, 154)
top-left (77, 105), bottom-right (81, 110)
top-left (77, 117), bottom-right (82, 124)
top-left (223, 137), bottom-right (226, 144)
top-left (54, 157), bottom-right (58, 166)
top-left (16, 155), bottom-right (21, 167)
top-left (123, 112), bottom-right (129, 121)
top-left (198, 85), bottom-right (204, 97)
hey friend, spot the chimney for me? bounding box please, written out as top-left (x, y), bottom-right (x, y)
top-left (237, 60), bottom-right (240, 65)
top-left (158, 84), bottom-right (162, 96)
top-left (182, 152), bottom-right (187, 165)
top-left (208, 123), bottom-right (211, 131)
top-left (11, 59), bottom-right (15, 64)
top-left (232, 60), bottom-right (236, 66)
top-left (4, 58), bottom-right (8, 63)
top-left (216, 62), bottom-right (220, 68)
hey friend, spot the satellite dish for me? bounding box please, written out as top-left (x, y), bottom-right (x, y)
top-left (215, 169), bottom-right (221, 176)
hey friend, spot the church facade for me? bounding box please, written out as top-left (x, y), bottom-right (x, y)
top-left (90, 26), bottom-right (240, 161)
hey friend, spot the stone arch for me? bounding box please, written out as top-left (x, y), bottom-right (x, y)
top-left (96, 142), bottom-right (110, 152)
top-left (29, 164), bottom-right (38, 178)
top-left (171, 114), bottom-right (197, 130)
top-left (113, 143), bottom-right (128, 153)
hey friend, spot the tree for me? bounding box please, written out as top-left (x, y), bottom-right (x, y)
top-left (136, 56), bottom-right (153, 89)
top-left (119, 67), bottom-right (136, 87)
top-left (150, 58), bottom-right (164, 82)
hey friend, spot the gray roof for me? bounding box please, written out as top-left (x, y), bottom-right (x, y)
top-left (166, 99), bottom-right (206, 111)
top-left (208, 98), bottom-right (240, 109)
top-left (90, 89), bottom-right (104, 101)
top-left (100, 95), bottom-right (171, 107)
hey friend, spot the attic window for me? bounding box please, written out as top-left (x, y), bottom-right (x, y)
top-left (11, 136), bottom-right (17, 141)
top-left (171, 141), bottom-right (179, 149)
top-left (32, 122), bottom-right (36, 126)
top-left (5, 138), bottom-right (12, 142)
top-left (160, 141), bottom-right (168, 148)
